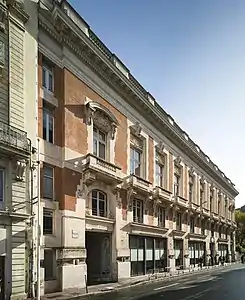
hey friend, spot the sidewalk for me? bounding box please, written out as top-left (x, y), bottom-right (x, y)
top-left (36, 262), bottom-right (238, 300)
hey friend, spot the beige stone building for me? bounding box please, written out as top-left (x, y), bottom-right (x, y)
top-left (37, 0), bottom-right (238, 294)
top-left (0, 0), bottom-right (38, 299)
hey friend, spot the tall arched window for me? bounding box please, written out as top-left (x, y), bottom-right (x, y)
top-left (91, 190), bottom-right (107, 217)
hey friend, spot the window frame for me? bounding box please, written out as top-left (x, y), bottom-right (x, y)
top-left (158, 206), bottom-right (165, 228)
top-left (190, 217), bottom-right (195, 233)
top-left (132, 199), bottom-right (143, 223)
top-left (43, 164), bottom-right (54, 200)
top-left (93, 126), bottom-right (107, 160)
top-left (91, 190), bottom-right (107, 217)
top-left (174, 173), bottom-right (180, 196)
top-left (176, 212), bottom-right (182, 231)
top-left (210, 188), bottom-right (213, 212)
top-left (130, 146), bottom-right (142, 177)
top-left (42, 61), bottom-right (54, 94)
top-left (200, 183), bottom-right (204, 205)
top-left (43, 103), bottom-right (54, 144)
top-left (155, 152), bottom-right (164, 187)
top-left (43, 208), bottom-right (53, 235)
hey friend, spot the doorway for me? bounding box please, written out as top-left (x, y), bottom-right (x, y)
top-left (86, 231), bottom-right (112, 285)
top-left (0, 256), bottom-right (5, 300)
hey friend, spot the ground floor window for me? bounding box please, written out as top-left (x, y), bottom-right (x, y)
top-left (189, 241), bottom-right (205, 267)
top-left (174, 239), bottom-right (183, 268)
top-left (129, 235), bottom-right (167, 276)
top-left (218, 243), bottom-right (229, 261)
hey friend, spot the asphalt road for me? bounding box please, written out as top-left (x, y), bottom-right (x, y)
top-left (83, 264), bottom-right (245, 300)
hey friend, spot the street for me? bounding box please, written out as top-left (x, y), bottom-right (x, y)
top-left (82, 264), bottom-right (245, 300)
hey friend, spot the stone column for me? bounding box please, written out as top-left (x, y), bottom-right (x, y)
top-left (183, 238), bottom-right (190, 269)
top-left (167, 236), bottom-right (175, 271)
top-left (115, 190), bottom-right (130, 280)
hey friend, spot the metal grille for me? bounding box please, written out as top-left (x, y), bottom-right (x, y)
top-left (0, 120), bottom-right (30, 152)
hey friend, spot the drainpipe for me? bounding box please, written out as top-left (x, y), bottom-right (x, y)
top-left (36, 138), bottom-right (41, 300)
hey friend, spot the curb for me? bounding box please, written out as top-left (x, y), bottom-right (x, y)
top-left (55, 263), bottom-right (239, 300)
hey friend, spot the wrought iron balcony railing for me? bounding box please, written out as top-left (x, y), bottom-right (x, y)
top-left (0, 121), bottom-right (31, 153)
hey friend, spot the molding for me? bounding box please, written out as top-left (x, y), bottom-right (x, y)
top-left (37, 13), bottom-right (238, 197)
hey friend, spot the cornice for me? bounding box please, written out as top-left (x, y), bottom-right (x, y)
top-left (38, 3), bottom-right (238, 197)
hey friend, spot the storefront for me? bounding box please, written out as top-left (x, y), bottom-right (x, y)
top-left (129, 235), bottom-right (167, 276)
top-left (189, 241), bottom-right (205, 267)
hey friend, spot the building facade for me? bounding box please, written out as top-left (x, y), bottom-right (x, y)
top-left (0, 0), bottom-right (38, 299)
top-left (38, 0), bottom-right (238, 294)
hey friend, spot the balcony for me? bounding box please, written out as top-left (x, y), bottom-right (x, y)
top-left (82, 153), bottom-right (122, 185)
top-left (153, 186), bottom-right (172, 204)
top-left (0, 121), bottom-right (31, 155)
top-left (201, 207), bottom-right (210, 217)
top-left (175, 195), bottom-right (189, 209)
top-left (123, 175), bottom-right (152, 194)
top-left (211, 212), bottom-right (219, 221)
top-left (189, 202), bottom-right (201, 213)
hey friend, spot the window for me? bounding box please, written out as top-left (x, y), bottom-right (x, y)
top-left (42, 61), bottom-right (54, 93)
top-left (211, 223), bottom-right (214, 237)
top-left (43, 103), bottom-right (54, 143)
top-left (201, 220), bottom-right (205, 235)
top-left (225, 197), bottom-right (227, 218)
top-left (189, 182), bottom-right (193, 202)
top-left (174, 173), bottom-right (180, 196)
top-left (176, 212), bottom-right (182, 231)
top-left (155, 152), bottom-right (164, 187)
top-left (44, 249), bottom-right (56, 281)
top-left (200, 183), bottom-right (204, 205)
top-left (43, 208), bottom-right (53, 235)
top-left (0, 169), bottom-right (3, 203)
top-left (43, 165), bottom-right (54, 199)
top-left (130, 147), bottom-right (141, 176)
top-left (210, 188), bottom-right (213, 212)
top-left (158, 207), bottom-right (165, 228)
top-left (190, 217), bottom-right (195, 233)
top-left (93, 127), bottom-right (106, 160)
top-left (92, 190), bottom-right (107, 217)
top-left (133, 199), bottom-right (143, 223)
top-left (218, 194), bottom-right (221, 215)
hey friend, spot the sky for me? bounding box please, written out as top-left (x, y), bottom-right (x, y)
top-left (69, 0), bottom-right (245, 207)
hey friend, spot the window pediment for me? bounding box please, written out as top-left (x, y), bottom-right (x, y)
top-left (85, 101), bottom-right (118, 139)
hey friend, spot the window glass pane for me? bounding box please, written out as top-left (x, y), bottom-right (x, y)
top-left (93, 138), bottom-right (98, 156)
top-left (92, 197), bottom-right (97, 215)
top-left (99, 200), bottom-right (105, 216)
top-left (43, 209), bottom-right (53, 234)
top-left (43, 177), bottom-right (53, 199)
top-left (42, 68), bottom-right (46, 88)
top-left (48, 73), bottom-right (53, 92)
top-left (99, 142), bottom-right (106, 159)
top-left (48, 114), bottom-right (53, 143)
top-left (92, 190), bottom-right (97, 199)
top-left (0, 170), bottom-right (3, 202)
top-left (99, 131), bottom-right (106, 141)
top-left (44, 166), bottom-right (53, 177)
top-left (99, 192), bottom-right (105, 200)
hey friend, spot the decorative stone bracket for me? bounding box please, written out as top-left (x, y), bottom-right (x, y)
top-left (130, 122), bottom-right (142, 137)
top-left (155, 141), bottom-right (165, 155)
top-left (15, 160), bottom-right (26, 181)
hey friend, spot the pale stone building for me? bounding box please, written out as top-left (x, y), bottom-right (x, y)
top-left (37, 0), bottom-right (238, 294)
top-left (0, 0), bottom-right (38, 299)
